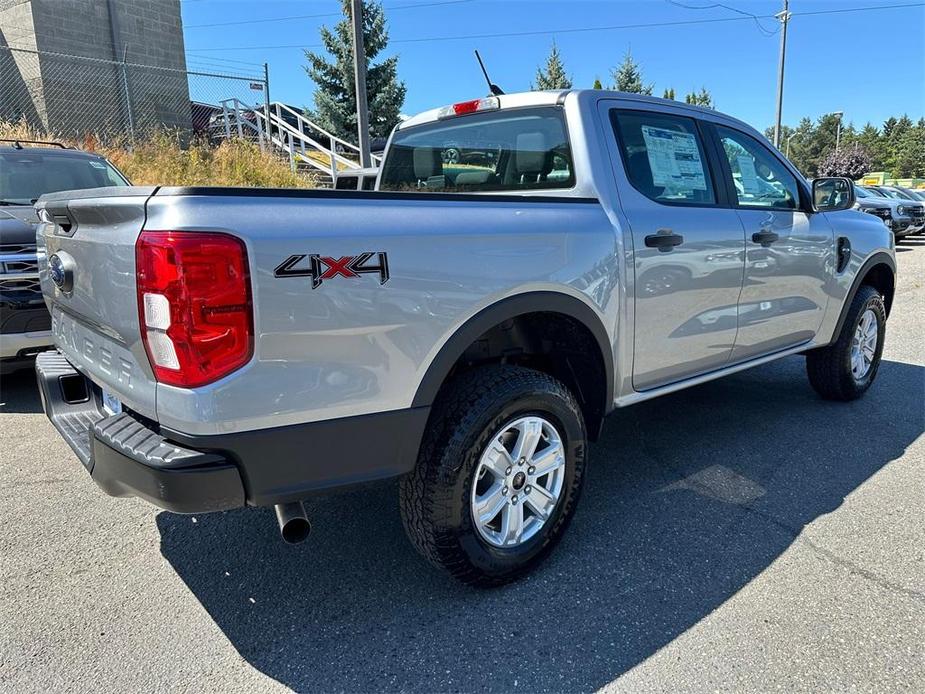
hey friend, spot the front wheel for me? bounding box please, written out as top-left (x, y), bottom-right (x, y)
top-left (399, 365), bottom-right (587, 586)
top-left (806, 285), bottom-right (886, 401)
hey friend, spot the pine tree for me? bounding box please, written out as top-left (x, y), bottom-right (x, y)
top-left (662, 87), bottom-right (675, 100)
top-left (856, 123), bottom-right (888, 171)
top-left (684, 87), bottom-right (713, 108)
top-left (611, 50), bottom-right (653, 95)
top-left (303, 1), bottom-right (406, 141)
top-left (892, 119), bottom-right (925, 177)
top-left (532, 41), bottom-right (572, 90)
top-left (592, 78), bottom-right (603, 89)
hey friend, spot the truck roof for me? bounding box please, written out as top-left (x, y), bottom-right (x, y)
top-left (397, 89), bottom-right (764, 142)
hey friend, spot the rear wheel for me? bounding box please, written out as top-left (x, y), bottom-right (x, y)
top-left (399, 365), bottom-right (587, 586)
top-left (806, 285), bottom-right (885, 401)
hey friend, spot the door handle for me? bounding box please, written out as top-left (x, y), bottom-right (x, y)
top-left (644, 229), bottom-right (684, 252)
top-left (752, 229), bottom-right (779, 247)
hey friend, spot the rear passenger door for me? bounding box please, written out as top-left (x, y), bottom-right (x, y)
top-left (607, 107), bottom-right (746, 390)
top-left (707, 125), bottom-right (832, 361)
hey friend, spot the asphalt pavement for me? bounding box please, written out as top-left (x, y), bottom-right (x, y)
top-left (1, 238), bottom-right (923, 693)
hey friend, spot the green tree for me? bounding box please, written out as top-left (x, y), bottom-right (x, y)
top-left (684, 87), bottom-right (713, 108)
top-left (884, 115), bottom-right (914, 176)
top-left (662, 87), bottom-right (675, 100)
top-left (611, 50), bottom-right (653, 94)
top-left (303, 0), bottom-right (406, 141)
top-left (592, 78), bottom-right (603, 89)
top-left (532, 41), bottom-right (572, 90)
top-left (856, 123), bottom-right (888, 171)
top-left (892, 118), bottom-right (925, 177)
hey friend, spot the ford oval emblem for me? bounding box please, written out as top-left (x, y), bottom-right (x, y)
top-left (48, 252), bottom-right (75, 293)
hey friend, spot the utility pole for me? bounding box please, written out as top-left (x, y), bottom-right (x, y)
top-left (773, 0), bottom-right (790, 149)
top-left (350, 0), bottom-right (372, 168)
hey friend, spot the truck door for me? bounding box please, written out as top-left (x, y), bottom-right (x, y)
top-left (605, 106), bottom-right (746, 390)
top-left (707, 124), bottom-right (832, 362)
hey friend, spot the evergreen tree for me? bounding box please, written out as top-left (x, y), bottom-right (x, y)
top-left (856, 123), bottom-right (888, 171)
top-left (892, 119), bottom-right (925, 177)
top-left (684, 87), bottom-right (713, 108)
top-left (884, 115), bottom-right (914, 176)
top-left (592, 78), bottom-right (603, 89)
top-left (532, 41), bottom-right (572, 90)
top-left (662, 87), bottom-right (675, 100)
top-left (611, 50), bottom-right (653, 94)
top-left (304, 0), bottom-right (406, 141)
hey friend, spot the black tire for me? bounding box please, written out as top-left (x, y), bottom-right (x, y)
top-left (399, 365), bottom-right (587, 587)
top-left (806, 285), bottom-right (886, 401)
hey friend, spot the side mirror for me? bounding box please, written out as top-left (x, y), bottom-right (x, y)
top-left (812, 177), bottom-right (855, 212)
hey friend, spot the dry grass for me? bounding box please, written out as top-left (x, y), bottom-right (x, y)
top-left (0, 119), bottom-right (320, 189)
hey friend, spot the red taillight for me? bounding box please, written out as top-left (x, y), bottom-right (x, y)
top-left (136, 231), bottom-right (253, 388)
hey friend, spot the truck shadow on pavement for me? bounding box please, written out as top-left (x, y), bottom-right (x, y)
top-left (157, 355), bottom-right (924, 693)
top-left (0, 369), bottom-right (43, 414)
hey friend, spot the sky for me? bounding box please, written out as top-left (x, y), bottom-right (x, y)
top-left (180, 0), bottom-right (925, 134)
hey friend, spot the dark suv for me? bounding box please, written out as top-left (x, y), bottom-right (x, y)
top-left (0, 140), bottom-right (129, 372)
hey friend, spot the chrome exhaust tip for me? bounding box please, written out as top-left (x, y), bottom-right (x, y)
top-left (274, 501), bottom-right (311, 544)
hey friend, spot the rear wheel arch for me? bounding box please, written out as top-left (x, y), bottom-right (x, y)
top-left (411, 292), bottom-right (615, 439)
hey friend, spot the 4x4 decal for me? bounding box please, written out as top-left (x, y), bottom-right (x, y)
top-left (274, 252), bottom-right (390, 289)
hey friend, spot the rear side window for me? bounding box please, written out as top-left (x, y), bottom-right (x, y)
top-left (715, 126), bottom-right (799, 210)
top-left (379, 107), bottom-right (574, 193)
top-left (612, 110), bottom-right (716, 206)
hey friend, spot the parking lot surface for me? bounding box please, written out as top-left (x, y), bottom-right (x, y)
top-left (1, 239), bottom-right (923, 694)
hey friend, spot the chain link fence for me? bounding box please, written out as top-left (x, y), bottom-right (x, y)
top-left (0, 45), bottom-right (268, 143)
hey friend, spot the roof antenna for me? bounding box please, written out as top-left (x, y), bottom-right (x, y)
top-left (474, 50), bottom-right (504, 96)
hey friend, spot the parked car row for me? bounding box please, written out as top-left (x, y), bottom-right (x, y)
top-left (853, 183), bottom-right (925, 238)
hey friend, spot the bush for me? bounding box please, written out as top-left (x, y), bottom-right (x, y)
top-left (817, 145), bottom-right (873, 180)
top-left (0, 119), bottom-right (319, 189)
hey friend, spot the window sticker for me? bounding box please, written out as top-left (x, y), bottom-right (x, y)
top-left (640, 125), bottom-right (707, 192)
top-left (736, 154), bottom-right (761, 194)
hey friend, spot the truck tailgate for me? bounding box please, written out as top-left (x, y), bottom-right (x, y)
top-left (36, 187), bottom-right (158, 419)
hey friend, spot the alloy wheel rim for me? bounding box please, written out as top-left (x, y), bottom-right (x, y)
top-left (470, 415), bottom-right (566, 548)
top-left (850, 308), bottom-right (878, 381)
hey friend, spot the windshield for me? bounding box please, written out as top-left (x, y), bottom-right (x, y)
top-left (379, 106), bottom-right (574, 193)
top-left (854, 186), bottom-right (871, 198)
top-left (886, 187), bottom-right (915, 201)
top-left (0, 152), bottom-right (128, 205)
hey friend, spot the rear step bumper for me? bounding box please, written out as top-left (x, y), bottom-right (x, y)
top-left (35, 350), bottom-right (245, 513)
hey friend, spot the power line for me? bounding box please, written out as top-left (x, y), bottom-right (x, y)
top-left (664, 0), bottom-right (779, 36)
top-left (185, 0), bottom-right (475, 30)
top-left (185, 2), bottom-right (925, 52)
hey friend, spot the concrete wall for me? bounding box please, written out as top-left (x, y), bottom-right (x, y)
top-left (0, 0), bottom-right (191, 137)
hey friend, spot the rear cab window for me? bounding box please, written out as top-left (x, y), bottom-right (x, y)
top-left (379, 106), bottom-right (574, 193)
top-left (0, 152), bottom-right (128, 205)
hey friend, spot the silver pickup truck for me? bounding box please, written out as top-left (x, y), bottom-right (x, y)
top-left (35, 90), bottom-right (895, 586)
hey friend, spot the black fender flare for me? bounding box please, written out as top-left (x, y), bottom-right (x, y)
top-left (411, 291), bottom-right (615, 413)
top-left (830, 251), bottom-right (896, 345)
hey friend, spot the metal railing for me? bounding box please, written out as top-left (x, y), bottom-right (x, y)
top-left (217, 98), bottom-right (381, 182)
